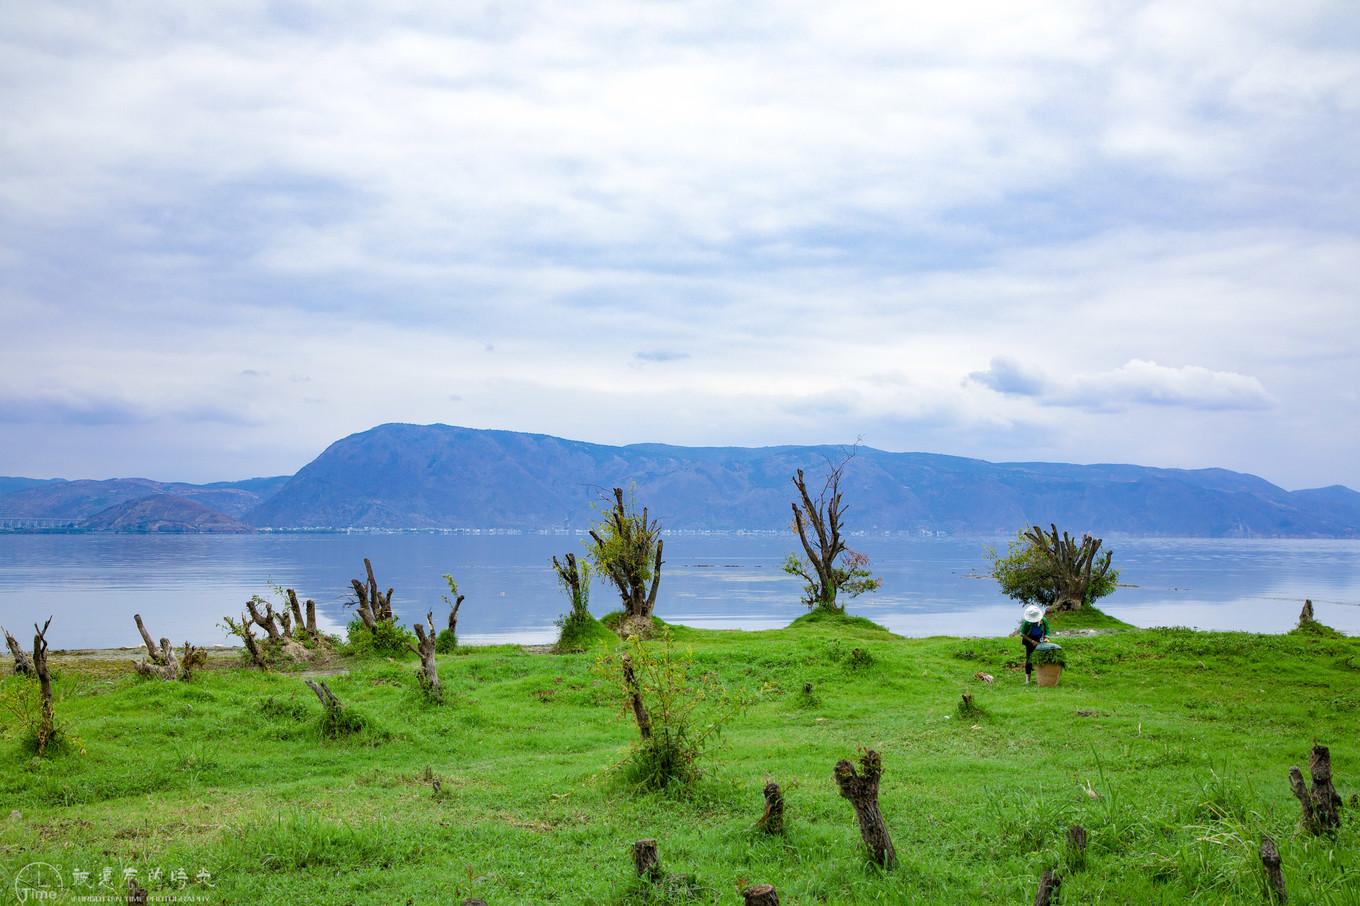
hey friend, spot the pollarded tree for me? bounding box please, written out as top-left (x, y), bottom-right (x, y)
top-left (987, 524), bottom-right (1118, 614)
top-left (587, 487), bottom-right (663, 637)
top-left (784, 447), bottom-right (881, 612)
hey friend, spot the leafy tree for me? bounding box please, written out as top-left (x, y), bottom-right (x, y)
top-left (587, 487), bottom-right (663, 636)
top-left (784, 446), bottom-right (881, 612)
top-left (987, 524), bottom-right (1119, 613)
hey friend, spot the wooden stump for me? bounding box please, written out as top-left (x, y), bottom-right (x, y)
top-left (2, 625), bottom-right (33, 675)
top-left (833, 750), bottom-right (897, 869)
top-left (1033, 870), bottom-right (1061, 906)
top-left (1066, 823), bottom-right (1088, 869)
top-left (131, 622), bottom-right (180, 680)
top-left (742, 883), bottom-right (779, 905)
top-left (1298, 599), bottom-right (1315, 625)
top-left (461, 899), bottom-right (488, 906)
top-left (759, 782), bottom-right (785, 835)
top-left (1260, 835), bottom-right (1287, 902)
top-left (126, 877), bottom-right (148, 905)
top-left (407, 611), bottom-right (442, 701)
top-left (632, 838), bottom-right (660, 879)
top-left (1290, 744), bottom-right (1343, 835)
top-left (32, 618), bottom-right (55, 751)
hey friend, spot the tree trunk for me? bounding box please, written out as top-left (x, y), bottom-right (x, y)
top-left (1065, 823), bottom-right (1088, 869)
top-left (632, 839), bottom-right (660, 879)
top-left (1260, 835), bottom-right (1287, 902)
top-left (32, 618), bottom-right (55, 751)
top-left (126, 876), bottom-right (148, 906)
top-left (352, 557), bottom-right (395, 630)
top-left (759, 782), bottom-right (785, 835)
top-left (621, 654), bottom-right (652, 740)
top-left (1033, 870), bottom-right (1061, 906)
top-left (742, 884), bottom-right (779, 906)
top-left (245, 598), bottom-right (286, 642)
top-left (133, 613), bottom-right (163, 663)
top-left (225, 614), bottom-right (268, 669)
top-left (287, 589), bottom-right (306, 632)
top-left (407, 612), bottom-right (441, 702)
top-left (1290, 744), bottom-right (1342, 834)
top-left (833, 750), bottom-right (897, 869)
top-left (3, 626), bottom-right (33, 675)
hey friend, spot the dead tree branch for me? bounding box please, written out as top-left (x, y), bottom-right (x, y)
top-left (3, 625), bottom-right (33, 675)
top-left (1290, 744), bottom-right (1343, 835)
top-left (407, 611), bottom-right (442, 702)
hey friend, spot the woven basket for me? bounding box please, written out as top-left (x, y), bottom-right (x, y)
top-left (1035, 663), bottom-right (1063, 687)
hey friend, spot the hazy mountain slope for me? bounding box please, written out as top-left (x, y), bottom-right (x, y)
top-left (80, 495), bottom-right (255, 533)
top-left (244, 423), bottom-right (1360, 537)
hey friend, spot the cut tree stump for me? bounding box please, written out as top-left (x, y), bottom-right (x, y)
top-left (1066, 823), bottom-right (1088, 868)
top-left (351, 557), bottom-right (395, 630)
top-left (1298, 599), bottom-right (1315, 625)
top-left (742, 883), bottom-right (779, 905)
top-left (632, 838), bottom-right (661, 879)
top-left (833, 750), bottom-right (897, 869)
top-left (133, 613), bottom-right (164, 663)
top-left (758, 782), bottom-right (785, 835)
top-left (407, 611), bottom-right (442, 702)
top-left (126, 876), bottom-right (148, 905)
top-left (1260, 835), bottom-right (1287, 902)
top-left (2, 625), bottom-right (33, 675)
top-left (1289, 744), bottom-right (1343, 835)
top-left (1033, 870), bottom-right (1061, 906)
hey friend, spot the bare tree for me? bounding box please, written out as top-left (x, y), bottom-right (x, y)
top-left (350, 557), bottom-right (396, 630)
top-left (588, 487), bottom-right (663, 636)
top-left (407, 611), bottom-right (442, 702)
top-left (785, 446), bottom-right (880, 612)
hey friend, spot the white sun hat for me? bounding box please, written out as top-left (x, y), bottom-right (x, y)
top-left (1023, 605), bottom-right (1044, 623)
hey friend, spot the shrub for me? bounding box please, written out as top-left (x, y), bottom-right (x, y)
top-left (435, 629), bottom-right (458, 654)
top-left (595, 630), bottom-right (753, 790)
top-left (1032, 645), bottom-right (1066, 668)
top-left (553, 610), bottom-right (615, 654)
top-left (344, 618), bottom-right (417, 659)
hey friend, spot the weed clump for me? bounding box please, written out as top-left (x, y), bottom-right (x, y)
top-left (435, 628), bottom-right (458, 654)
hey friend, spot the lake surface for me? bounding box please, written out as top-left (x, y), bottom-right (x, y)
top-left (1, 533), bottom-right (1357, 650)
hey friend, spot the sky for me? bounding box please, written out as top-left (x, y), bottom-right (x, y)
top-left (1, 1), bottom-right (1358, 491)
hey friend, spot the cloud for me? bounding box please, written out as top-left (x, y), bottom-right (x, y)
top-left (971, 357), bottom-right (1274, 413)
top-left (634, 350), bottom-right (691, 363)
top-left (968, 357), bottom-right (1049, 397)
top-left (1055, 359), bottom-right (1274, 412)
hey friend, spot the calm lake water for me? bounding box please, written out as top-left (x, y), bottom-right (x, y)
top-left (1, 533), bottom-right (1357, 649)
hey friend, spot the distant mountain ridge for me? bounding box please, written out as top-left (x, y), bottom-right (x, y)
top-left (4, 424), bottom-right (1359, 537)
top-left (244, 423), bottom-right (1360, 537)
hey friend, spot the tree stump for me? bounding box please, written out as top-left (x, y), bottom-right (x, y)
top-left (32, 618), bottom-right (55, 751)
top-left (126, 876), bottom-right (148, 905)
top-left (1066, 823), bottom-right (1088, 869)
top-left (461, 899), bottom-right (488, 906)
top-left (1033, 870), bottom-right (1061, 906)
top-left (223, 613), bottom-right (269, 669)
top-left (305, 679), bottom-right (345, 731)
top-left (742, 883), bottom-right (779, 905)
top-left (1289, 744), bottom-right (1343, 835)
top-left (1260, 835), bottom-right (1287, 902)
top-left (833, 750), bottom-right (897, 869)
top-left (1298, 599), bottom-right (1315, 625)
top-left (133, 613), bottom-right (164, 663)
top-left (632, 838), bottom-right (661, 879)
top-left (245, 597), bottom-right (288, 642)
top-left (758, 782), bottom-right (785, 835)
top-left (407, 611), bottom-right (442, 702)
top-left (351, 557), bottom-right (395, 630)
top-left (2, 625), bottom-right (33, 675)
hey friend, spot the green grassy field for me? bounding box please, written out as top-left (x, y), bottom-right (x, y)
top-left (1, 612), bottom-right (1357, 905)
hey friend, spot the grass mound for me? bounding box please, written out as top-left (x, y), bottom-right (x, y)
top-left (553, 612), bottom-right (616, 653)
top-left (1047, 603), bottom-right (1135, 631)
top-left (789, 607), bottom-right (892, 634)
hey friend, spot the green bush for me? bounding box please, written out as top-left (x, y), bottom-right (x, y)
top-left (434, 628), bottom-right (458, 654)
top-left (600, 610), bottom-right (667, 635)
top-left (595, 630), bottom-right (753, 790)
top-left (1032, 645), bottom-right (1066, 667)
top-left (553, 610), bottom-right (615, 654)
top-left (344, 618), bottom-right (417, 659)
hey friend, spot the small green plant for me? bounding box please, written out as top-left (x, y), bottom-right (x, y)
top-left (955, 692), bottom-right (984, 720)
top-left (344, 618), bottom-right (417, 659)
top-left (596, 630), bottom-right (753, 790)
top-left (435, 628), bottom-right (458, 654)
top-left (846, 646), bottom-right (875, 670)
